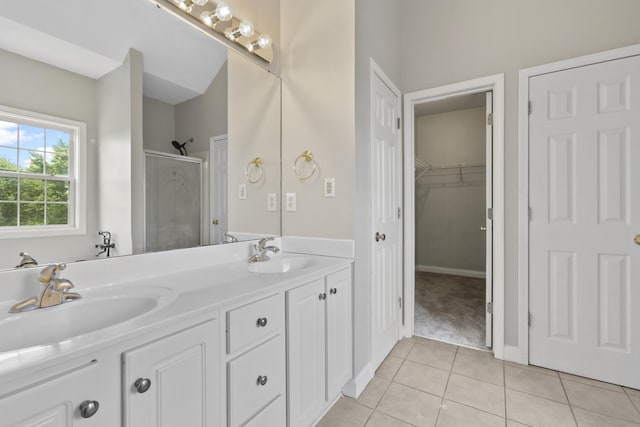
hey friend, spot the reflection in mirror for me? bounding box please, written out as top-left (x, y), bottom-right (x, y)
top-left (0, 0), bottom-right (281, 269)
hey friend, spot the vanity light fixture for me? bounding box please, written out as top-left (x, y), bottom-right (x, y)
top-left (155, 0), bottom-right (274, 63)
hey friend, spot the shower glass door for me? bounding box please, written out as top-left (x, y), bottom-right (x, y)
top-left (144, 151), bottom-right (203, 252)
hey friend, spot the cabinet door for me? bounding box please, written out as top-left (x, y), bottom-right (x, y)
top-left (0, 362), bottom-right (112, 427)
top-left (123, 320), bottom-right (220, 427)
top-left (326, 268), bottom-right (353, 400)
top-left (287, 279), bottom-right (326, 427)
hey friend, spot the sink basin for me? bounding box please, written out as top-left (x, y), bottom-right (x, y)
top-left (248, 256), bottom-right (315, 274)
top-left (0, 286), bottom-right (176, 353)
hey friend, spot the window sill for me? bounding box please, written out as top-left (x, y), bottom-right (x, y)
top-left (0, 225), bottom-right (86, 240)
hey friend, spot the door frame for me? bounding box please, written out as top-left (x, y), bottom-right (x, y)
top-left (517, 43), bottom-right (640, 365)
top-left (403, 74), bottom-right (505, 359)
top-left (369, 58), bottom-right (403, 369)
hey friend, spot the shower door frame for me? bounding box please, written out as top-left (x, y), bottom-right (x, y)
top-left (403, 74), bottom-right (505, 359)
top-left (143, 149), bottom-right (204, 252)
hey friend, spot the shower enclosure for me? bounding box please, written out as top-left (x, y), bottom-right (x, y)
top-left (144, 150), bottom-right (203, 253)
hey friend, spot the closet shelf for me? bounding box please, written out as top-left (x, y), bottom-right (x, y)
top-left (415, 158), bottom-right (485, 181)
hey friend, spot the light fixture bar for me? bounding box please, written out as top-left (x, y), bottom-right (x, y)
top-left (150, 0), bottom-right (273, 64)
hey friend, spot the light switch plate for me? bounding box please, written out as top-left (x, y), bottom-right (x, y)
top-left (239, 184), bottom-right (247, 200)
top-left (285, 192), bottom-right (297, 211)
top-left (267, 193), bottom-right (277, 211)
top-left (324, 178), bottom-right (336, 197)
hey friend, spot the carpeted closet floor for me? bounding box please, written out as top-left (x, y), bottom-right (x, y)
top-left (414, 271), bottom-right (488, 349)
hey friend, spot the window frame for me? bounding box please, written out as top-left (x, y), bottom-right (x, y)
top-left (0, 104), bottom-right (86, 239)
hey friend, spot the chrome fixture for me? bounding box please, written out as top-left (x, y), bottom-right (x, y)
top-left (247, 237), bottom-right (280, 263)
top-left (9, 263), bottom-right (81, 313)
top-left (171, 137), bottom-right (193, 156)
top-left (151, 0), bottom-right (274, 63)
top-left (16, 251), bottom-right (38, 268)
top-left (96, 231), bottom-right (115, 257)
top-left (224, 232), bottom-right (239, 243)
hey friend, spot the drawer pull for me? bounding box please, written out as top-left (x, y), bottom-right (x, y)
top-left (257, 375), bottom-right (268, 386)
top-left (257, 317), bottom-right (268, 327)
top-left (79, 400), bottom-right (100, 418)
top-left (329, 288), bottom-right (337, 295)
top-left (318, 293), bottom-right (326, 300)
top-left (134, 378), bottom-right (152, 393)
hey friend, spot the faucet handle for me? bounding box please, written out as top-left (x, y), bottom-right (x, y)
top-left (257, 237), bottom-right (275, 250)
top-left (39, 263), bottom-right (66, 283)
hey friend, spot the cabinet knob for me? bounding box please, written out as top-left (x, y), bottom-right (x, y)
top-left (318, 293), bottom-right (327, 300)
top-left (257, 317), bottom-right (268, 327)
top-left (257, 375), bottom-right (268, 386)
top-left (79, 400), bottom-right (100, 418)
top-left (375, 232), bottom-right (386, 242)
top-left (329, 288), bottom-right (337, 295)
top-left (134, 378), bottom-right (152, 394)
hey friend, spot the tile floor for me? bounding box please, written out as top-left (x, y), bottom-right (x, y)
top-left (317, 336), bottom-right (640, 427)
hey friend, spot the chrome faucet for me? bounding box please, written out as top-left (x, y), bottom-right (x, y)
top-left (248, 237), bottom-right (280, 263)
top-left (224, 232), bottom-right (239, 243)
top-left (96, 231), bottom-right (115, 257)
top-left (9, 263), bottom-right (81, 313)
top-left (16, 251), bottom-right (38, 268)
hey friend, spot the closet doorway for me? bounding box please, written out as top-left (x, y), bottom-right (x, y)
top-left (403, 75), bottom-right (505, 357)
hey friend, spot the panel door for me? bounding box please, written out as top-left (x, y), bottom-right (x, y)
top-left (287, 279), bottom-right (326, 427)
top-left (370, 70), bottom-right (403, 369)
top-left (326, 267), bottom-right (353, 400)
top-left (123, 320), bottom-right (220, 427)
top-left (0, 362), bottom-right (112, 427)
top-left (210, 136), bottom-right (228, 244)
top-left (529, 55), bottom-right (640, 388)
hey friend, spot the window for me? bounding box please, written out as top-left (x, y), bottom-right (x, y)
top-left (0, 105), bottom-right (86, 238)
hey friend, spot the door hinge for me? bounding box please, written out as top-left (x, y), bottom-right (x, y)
top-left (397, 207), bottom-right (402, 219)
top-left (398, 297), bottom-right (402, 309)
top-left (528, 312), bottom-right (532, 327)
top-left (487, 208), bottom-right (493, 220)
top-left (397, 117), bottom-right (401, 130)
top-left (486, 301), bottom-right (493, 314)
top-left (528, 101), bottom-right (532, 115)
top-left (487, 113), bottom-right (493, 126)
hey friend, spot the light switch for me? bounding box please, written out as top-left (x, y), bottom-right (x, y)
top-left (239, 184), bottom-right (247, 200)
top-left (286, 193), bottom-right (297, 211)
top-left (267, 193), bottom-right (277, 211)
top-left (324, 178), bottom-right (336, 198)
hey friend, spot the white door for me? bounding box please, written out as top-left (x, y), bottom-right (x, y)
top-left (123, 320), bottom-right (220, 426)
top-left (371, 65), bottom-right (403, 369)
top-left (485, 91), bottom-right (494, 348)
top-left (210, 135), bottom-right (228, 244)
top-left (529, 55), bottom-right (640, 388)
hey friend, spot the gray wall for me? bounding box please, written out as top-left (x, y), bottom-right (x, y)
top-left (0, 49), bottom-right (99, 268)
top-left (142, 97), bottom-right (175, 152)
top-left (399, 0), bottom-right (640, 345)
top-left (415, 107), bottom-right (486, 272)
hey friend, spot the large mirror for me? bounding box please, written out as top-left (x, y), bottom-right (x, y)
top-left (0, 0), bottom-right (281, 269)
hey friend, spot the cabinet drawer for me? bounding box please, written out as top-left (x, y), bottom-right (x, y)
top-left (244, 396), bottom-right (286, 427)
top-left (227, 293), bottom-right (284, 354)
top-left (228, 334), bottom-right (285, 427)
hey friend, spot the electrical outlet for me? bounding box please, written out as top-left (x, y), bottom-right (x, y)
top-left (267, 193), bottom-right (277, 211)
top-left (239, 184), bottom-right (247, 200)
top-left (285, 193), bottom-right (297, 211)
top-left (324, 178), bottom-right (336, 197)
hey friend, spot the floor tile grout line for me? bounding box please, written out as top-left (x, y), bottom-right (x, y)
top-left (433, 346), bottom-right (459, 426)
top-left (558, 375), bottom-right (579, 427)
top-left (622, 387), bottom-right (640, 417)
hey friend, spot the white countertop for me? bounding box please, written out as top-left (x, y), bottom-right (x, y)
top-left (0, 247), bottom-right (352, 393)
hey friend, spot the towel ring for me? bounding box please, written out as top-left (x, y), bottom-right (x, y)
top-left (293, 150), bottom-right (317, 180)
top-left (245, 157), bottom-right (263, 183)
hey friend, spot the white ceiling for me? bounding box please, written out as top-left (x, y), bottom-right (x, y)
top-left (0, 0), bottom-right (227, 105)
top-left (414, 92), bottom-right (486, 117)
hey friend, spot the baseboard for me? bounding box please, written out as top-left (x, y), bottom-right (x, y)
top-left (503, 345), bottom-right (524, 363)
top-left (416, 265), bottom-right (486, 279)
top-left (342, 363), bottom-right (373, 399)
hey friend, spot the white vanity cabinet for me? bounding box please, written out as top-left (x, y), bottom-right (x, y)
top-left (287, 267), bottom-right (353, 427)
top-left (122, 319), bottom-right (221, 427)
top-left (0, 361), bottom-right (116, 427)
top-left (225, 293), bottom-right (286, 427)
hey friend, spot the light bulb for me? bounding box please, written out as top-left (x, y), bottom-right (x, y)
top-left (215, 2), bottom-right (233, 21)
top-left (257, 34), bottom-right (272, 49)
top-left (177, 0), bottom-right (194, 12)
top-left (200, 10), bottom-right (215, 26)
top-left (192, 0), bottom-right (208, 5)
top-left (238, 20), bottom-right (254, 38)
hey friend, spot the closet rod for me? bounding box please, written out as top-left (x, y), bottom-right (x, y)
top-left (426, 161), bottom-right (485, 170)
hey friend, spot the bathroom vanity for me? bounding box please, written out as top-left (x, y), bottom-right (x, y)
top-left (0, 241), bottom-right (353, 427)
